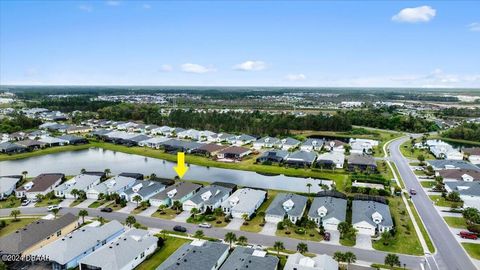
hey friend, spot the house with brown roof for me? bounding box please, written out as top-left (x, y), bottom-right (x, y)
top-left (16, 173), bottom-right (65, 199)
top-left (216, 146), bottom-right (251, 160)
top-left (463, 147), bottom-right (480, 165)
top-left (437, 169), bottom-right (480, 182)
top-left (15, 139), bottom-right (46, 151)
top-left (194, 143), bottom-right (229, 157)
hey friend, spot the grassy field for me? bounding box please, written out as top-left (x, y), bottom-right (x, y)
top-left (88, 200), bottom-right (109, 208)
top-left (400, 140), bottom-right (435, 160)
top-left (0, 144), bottom-right (92, 161)
top-left (151, 208), bottom-right (178, 220)
top-left (420, 181), bottom-right (436, 188)
top-left (186, 213), bottom-right (229, 228)
top-left (35, 198), bottom-right (63, 207)
top-left (104, 201), bottom-right (125, 211)
top-left (0, 218), bottom-right (38, 237)
top-left (462, 243), bottom-right (480, 260)
top-left (276, 227), bottom-right (322, 241)
top-left (240, 190), bottom-right (278, 233)
top-left (429, 195), bottom-right (463, 208)
top-left (136, 236), bottom-right (190, 270)
top-left (443, 216), bottom-right (468, 229)
top-left (0, 197), bottom-right (21, 209)
top-left (407, 199), bottom-right (436, 253)
top-left (69, 198), bottom-right (86, 207)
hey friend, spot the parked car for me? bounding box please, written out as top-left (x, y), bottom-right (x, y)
top-left (198, 222), bottom-right (212, 228)
top-left (173, 225), bottom-right (187, 233)
top-left (47, 205), bottom-right (61, 212)
top-left (409, 188), bottom-right (417, 195)
top-left (459, 231), bottom-right (478, 240)
top-left (100, 207), bottom-right (113, 213)
top-left (21, 200), bottom-right (31, 206)
top-left (324, 232), bottom-right (331, 241)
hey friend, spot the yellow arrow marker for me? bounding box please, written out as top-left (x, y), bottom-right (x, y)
top-left (174, 152), bottom-right (188, 178)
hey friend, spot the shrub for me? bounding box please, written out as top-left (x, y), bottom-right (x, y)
top-left (467, 224), bottom-right (480, 234)
top-left (277, 221), bottom-right (285, 230)
top-left (205, 215), bottom-right (216, 221)
top-left (295, 228), bottom-right (306, 235)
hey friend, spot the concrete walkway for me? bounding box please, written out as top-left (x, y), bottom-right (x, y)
top-left (138, 206), bottom-right (158, 217)
top-left (172, 211), bottom-right (191, 222)
top-left (355, 234), bottom-right (373, 250)
top-left (259, 222), bottom-right (277, 236)
top-left (74, 199), bottom-right (96, 208)
top-left (225, 218), bottom-right (244, 230)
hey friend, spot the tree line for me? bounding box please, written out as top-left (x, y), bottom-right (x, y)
top-left (443, 123), bottom-right (480, 142)
top-left (0, 113), bottom-right (42, 133)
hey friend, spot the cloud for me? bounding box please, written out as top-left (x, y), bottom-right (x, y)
top-left (142, 4), bottom-right (151, 9)
top-left (181, 63), bottom-right (215, 74)
top-left (78, 4), bottom-right (93, 12)
top-left (285, 74), bottom-right (306, 81)
top-left (392, 6), bottom-right (436, 23)
top-left (106, 1), bottom-right (120, 6)
top-left (233, 60), bottom-right (266, 71)
top-left (468, 22), bottom-right (480, 32)
top-left (159, 64), bottom-right (173, 72)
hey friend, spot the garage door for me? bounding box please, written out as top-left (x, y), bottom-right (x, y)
top-left (355, 226), bottom-right (374, 235)
top-left (324, 222), bottom-right (338, 231)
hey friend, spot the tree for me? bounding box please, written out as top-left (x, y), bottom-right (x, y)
top-left (150, 173), bottom-right (157, 179)
top-left (417, 154), bottom-right (425, 165)
top-left (81, 168), bottom-right (87, 174)
top-left (21, 171), bottom-right (28, 180)
top-left (98, 193), bottom-right (105, 201)
top-left (273, 241), bottom-right (284, 255)
top-left (104, 168), bottom-right (111, 177)
top-left (258, 211), bottom-right (266, 224)
top-left (338, 221), bottom-right (351, 237)
top-left (10, 209), bottom-right (21, 221)
top-left (133, 195), bottom-right (142, 207)
top-left (224, 232), bottom-right (237, 248)
top-left (172, 201), bottom-right (182, 213)
top-left (463, 207), bottom-right (480, 224)
top-left (343, 252), bottom-right (356, 270)
top-left (36, 193), bottom-right (44, 202)
top-left (381, 231), bottom-right (393, 245)
top-left (158, 204), bottom-right (167, 214)
top-left (385, 254), bottom-right (401, 269)
top-left (98, 216), bottom-right (106, 225)
top-left (78, 209), bottom-right (88, 223)
top-left (214, 207), bottom-right (223, 217)
top-left (126, 215), bottom-right (136, 228)
top-left (71, 189), bottom-right (80, 200)
top-left (447, 191), bottom-right (461, 202)
top-left (237, 236), bottom-right (248, 245)
top-left (333, 251), bottom-right (344, 263)
top-left (191, 208), bottom-right (200, 218)
top-left (296, 242), bottom-right (308, 254)
top-left (52, 208), bottom-right (59, 219)
top-left (306, 183), bottom-right (312, 195)
top-left (194, 230), bottom-right (204, 239)
top-left (241, 213), bottom-right (249, 224)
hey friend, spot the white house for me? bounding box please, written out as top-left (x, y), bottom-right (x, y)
top-left (284, 253), bottom-right (338, 270)
top-left (177, 129), bottom-right (200, 140)
top-left (300, 138), bottom-right (324, 152)
top-left (182, 185), bottom-right (232, 213)
top-left (308, 196), bottom-right (347, 231)
top-left (352, 200), bottom-right (393, 236)
top-left (274, 137), bottom-right (301, 151)
top-left (349, 138), bottom-right (378, 155)
top-left (253, 137), bottom-right (280, 150)
top-left (86, 176), bottom-right (137, 199)
top-left (55, 174), bottom-right (102, 199)
top-left (0, 175), bottom-right (22, 200)
top-left (16, 173), bottom-right (64, 199)
top-left (227, 134), bottom-right (256, 146)
top-left (445, 181), bottom-right (480, 210)
top-left (316, 152), bottom-right (345, 169)
top-left (221, 188), bottom-right (266, 219)
top-left (119, 180), bottom-right (165, 202)
top-left (464, 148), bottom-right (480, 165)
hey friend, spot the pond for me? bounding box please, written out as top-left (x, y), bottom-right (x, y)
top-left (0, 148), bottom-right (331, 193)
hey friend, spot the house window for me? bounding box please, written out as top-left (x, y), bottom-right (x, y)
top-left (140, 252), bottom-right (145, 258)
top-left (56, 230), bottom-right (62, 236)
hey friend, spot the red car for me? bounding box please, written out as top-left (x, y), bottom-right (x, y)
top-left (324, 232), bottom-right (331, 241)
top-left (409, 189), bottom-right (417, 195)
top-left (459, 231), bottom-right (478, 240)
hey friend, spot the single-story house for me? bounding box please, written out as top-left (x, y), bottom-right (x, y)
top-left (165, 127), bottom-right (185, 137)
top-left (274, 137), bottom-right (301, 151)
top-left (324, 140), bottom-right (346, 153)
top-left (445, 181), bottom-right (480, 210)
top-left (161, 139), bottom-right (204, 153)
top-left (0, 141), bottom-right (26, 153)
top-left (78, 229), bottom-right (157, 270)
top-left (66, 126), bottom-right (93, 134)
top-left (150, 181), bottom-right (202, 207)
top-left (55, 174), bottom-right (103, 199)
top-left (308, 196), bottom-right (347, 230)
top-left (177, 129), bottom-right (201, 140)
top-left (219, 247), bottom-right (279, 270)
top-left (349, 138), bottom-right (378, 155)
top-left (86, 175), bottom-right (137, 199)
top-left (352, 200), bottom-right (393, 236)
top-left (0, 213), bottom-right (78, 256)
top-left (216, 146), bottom-right (251, 160)
top-left (118, 172), bottom-right (144, 180)
top-left (16, 173), bottom-right (65, 199)
top-left (0, 175), bottom-right (23, 200)
top-left (15, 139), bottom-right (46, 151)
top-left (199, 130), bottom-right (217, 141)
top-left (9, 131), bottom-right (27, 141)
top-left (347, 154), bottom-right (377, 172)
top-left (284, 253), bottom-right (338, 270)
top-left (221, 188), bottom-right (267, 219)
top-left (57, 135), bottom-right (88, 145)
top-left (285, 150), bottom-right (317, 167)
top-left (316, 152), bottom-right (345, 169)
top-left (28, 130), bottom-right (49, 140)
top-left (194, 143), bottom-right (229, 157)
top-left (256, 150), bottom-right (289, 163)
top-left (265, 193), bottom-right (307, 223)
top-left (31, 221), bottom-right (125, 270)
top-left (437, 169), bottom-right (480, 182)
top-left (120, 180), bottom-right (166, 202)
top-left (183, 184), bottom-right (233, 213)
top-left (227, 134), bottom-right (256, 146)
top-left (463, 147), bottom-right (480, 165)
top-left (253, 137), bottom-right (280, 150)
top-left (38, 136), bottom-right (69, 147)
top-left (300, 138), bottom-right (324, 152)
top-left (121, 134), bottom-right (151, 146)
top-left (427, 160), bottom-right (480, 172)
top-left (208, 133), bottom-right (235, 143)
top-left (150, 126), bottom-right (173, 136)
top-left (138, 137), bottom-right (170, 148)
top-left (156, 240), bottom-right (229, 270)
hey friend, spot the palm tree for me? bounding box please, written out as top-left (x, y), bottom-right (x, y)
top-left (35, 193), bottom-right (44, 202)
top-left (333, 251), bottom-right (344, 264)
top-left (385, 254), bottom-right (401, 269)
top-left (241, 213), bottom-right (249, 224)
top-left (296, 242), bottom-right (308, 254)
top-left (78, 209), bottom-right (88, 223)
top-left (194, 230), bottom-right (204, 239)
top-left (71, 189), bottom-right (79, 200)
top-left (98, 216), bottom-right (106, 225)
top-left (237, 236), bottom-right (248, 245)
top-left (132, 195), bottom-right (142, 208)
top-left (10, 209), bottom-right (21, 221)
top-left (126, 215), bottom-right (136, 228)
top-left (21, 171), bottom-right (28, 180)
top-left (273, 241), bottom-right (284, 255)
top-left (191, 208), bottom-right (200, 218)
top-left (306, 183), bottom-right (312, 195)
top-left (80, 168), bottom-right (87, 174)
top-left (224, 232), bottom-right (237, 249)
top-left (104, 168), bottom-right (111, 177)
top-left (150, 173), bottom-right (157, 179)
top-left (343, 252), bottom-right (356, 270)
top-left (172, 201), bottom-right (182, 213)
top-left (51, 208), bottom-right (59, 219)
top-left (258, 211), bottom-right (266, 224)
top-left (158, 204), bottom-right (167, 214)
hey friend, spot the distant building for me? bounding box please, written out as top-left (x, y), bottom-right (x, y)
top-left (285, 151), bottom-right (317, 167)
top-left (347, 154), bottom-right (377, 172)
top-left (300, 138), bottom-right (324, 152)
top-left (317, 152), bottom-right (345, 169)
top-left (150, 181), bottom-right (202, 207)
top-left (253, 137), bottom-right (280, 149)
top-left (256, 150), bottom-right (289, 163)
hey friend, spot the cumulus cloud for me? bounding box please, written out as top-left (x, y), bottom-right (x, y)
top-left (142, 4), bottom-right (151, 9)
top-left (468, 22), bottom-right (480, 32)
top-left (181, 63), bottom-right (215, 74)
top-left (78, 4), bottom-right (93, 12)
top-left (159, 64), bottom-right (173, 72)
top-left (392, 6), bottom-right (436, 23)
top-left (285, 74), bottom-right (306, 81)
top-left (233, 60), bottom-right (266, 71)
top-left (106, 1), bottom-right (120, 6)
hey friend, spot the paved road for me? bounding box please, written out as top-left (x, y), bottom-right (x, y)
top-left (0, 207), bottom-right (426, 269)
top-left (389, 136), bottom-right (477, 270)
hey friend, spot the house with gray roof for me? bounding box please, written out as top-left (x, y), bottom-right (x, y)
top-left (253, 137), bottom-right (280, 150)
top-left (38, 136), bottom-right (69, 147)
top-left (16, 139), bottom-right (46, 150)
top-left (57, 135), bottom-right (88, 145)
top-left (265, 193), bottom-right (307, 223)
top-left (150, 126), bottom-right (173, 135)
top-left (300, 138), bottom-right (324, 152)
top-left (182, 184), bottom-right (233, 213)
top-left (0, 213), bottom-right (78, 256)
top-left (227, 134), bottom-right (256, 146)
top-left (445, 181), bottom-right (480, 210)
top-left (317, 152), bottom-right (345, 169)
top-left (79, 228), bottom-right (157, 270)
top-left (308, 196), bottom-right (347, 230)
top-left (0, 175), bottom-right (22, 200)
top-left (256, 150), bottom-right (289, 163)
top-left (177, 129), bottom-right (201, 140)
top-left (0, 142), bottom-right (26, 154)
top-left (285, 151), bottom-right (317, 167)
top-left (138, 136), bottom-right (170, 148)
top-left (284, 253), bottom-right (338, 270)
top-left (352, 200), bottom-right (393, 236)
top-left (222, 188), bottom-right (267, 219)
top-left (120, 180), bottom-right (165, 202)
top-left (220, 247), bottom-right (279, 270)
top-left (208, 132), bottom-right (235, 143)
top-left (274, 137), bottom-right (301, 151)
top-left (347, 154), bottom-right (377, 172)
top-left (161, 139), bottom-right (204, 153)
top-left (55, 174), bottom-right (102, 199)
top-left (86, 175), bottom-right (137, 199)
top-left (150, 181), bottom-right (202, 207)
top-left (31, 220), bottom-right (124, 270)
top-left (427, 160), bottom-right (480, 172)
top-left (156, 240), bottom-right (229, 270)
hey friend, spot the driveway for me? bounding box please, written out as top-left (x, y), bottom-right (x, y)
top-left (259, 222), bottom-right (277, 236)
top-left (59, 199), bottom-right (75, 208)
top-left (225, 218), bottom-right (243, 230)
top-left (139, 206), bottom-right (158, 217)
top-left (355, 234), bottom-right (373, 250)
top-left (172, 211), bottom-right (191, 222)
top-left (117, 202), bottom-right (137, 214)
top-left (325, 230), bottom-right (340, 245)
top-left (74, 199), bottom-right (96, 208)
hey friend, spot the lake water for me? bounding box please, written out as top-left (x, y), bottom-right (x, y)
top-left (0, 148), bottom-right (331, 193)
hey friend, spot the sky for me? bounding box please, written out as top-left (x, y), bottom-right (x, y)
top-left (0, 1), bottom-right (479, 88)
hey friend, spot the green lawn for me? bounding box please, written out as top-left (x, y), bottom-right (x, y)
top-left (400, 140), bottom-right (435, 160)
top-left (88, 200), bottom-right (108, 208)
top-left (151, 208), bottom-right (178, 220)
top-left (443, 216), bottom-right (468, 229)
top-left (0, 218), bottom-right (38, 237)
top-left (240, 190), bottom-right (278, 233)
top-left (0, 144), bottom-right (92, 161)
top-left (136, 236), bottom-right (190, 270)
top-left (339, 235), bottom-right (356, 246)
top-left (414, 170), bottom-right (427, 176)
top-left (377, 160), bottom-right (394, 180)
top-left (186, 213), bottom-right (229, 228)
top-left (0, 197), bottom-right (21, 209)
top-left (69, 198), bottom-right (86, 207)
top-left (35, 198), bottom-right (63, 207)
top-left (420, 181), bottom-right (436, 188)
top-left (429, 195), bottom-right (463, 208)
top-left (276, 227), bottom-right (322, 242)
top-left (462, 243), bottom-right (480, 260)
top-left (104, 201), bottom-right (125, 211)
top-left (407, 198), bottom-right (435, 253)
top-left (131, 205), bottom-right (149, 215)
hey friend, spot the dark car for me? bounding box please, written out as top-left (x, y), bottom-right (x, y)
top-left (100, 207), bottom-right (113, 213)
top-left (409, 188), bottom-right (417, 195)
top-left (324, 232), bottom-right (331, 241)
top-left (173, 225), bottom-right (187, 233)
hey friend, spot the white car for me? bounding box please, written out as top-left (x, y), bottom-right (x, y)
top-left (21, 200), bottom-right (31, 206)
top-left (47, 205), bottom-right (61, 211)
top-left (198, 222), bottom-right (212, 228)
